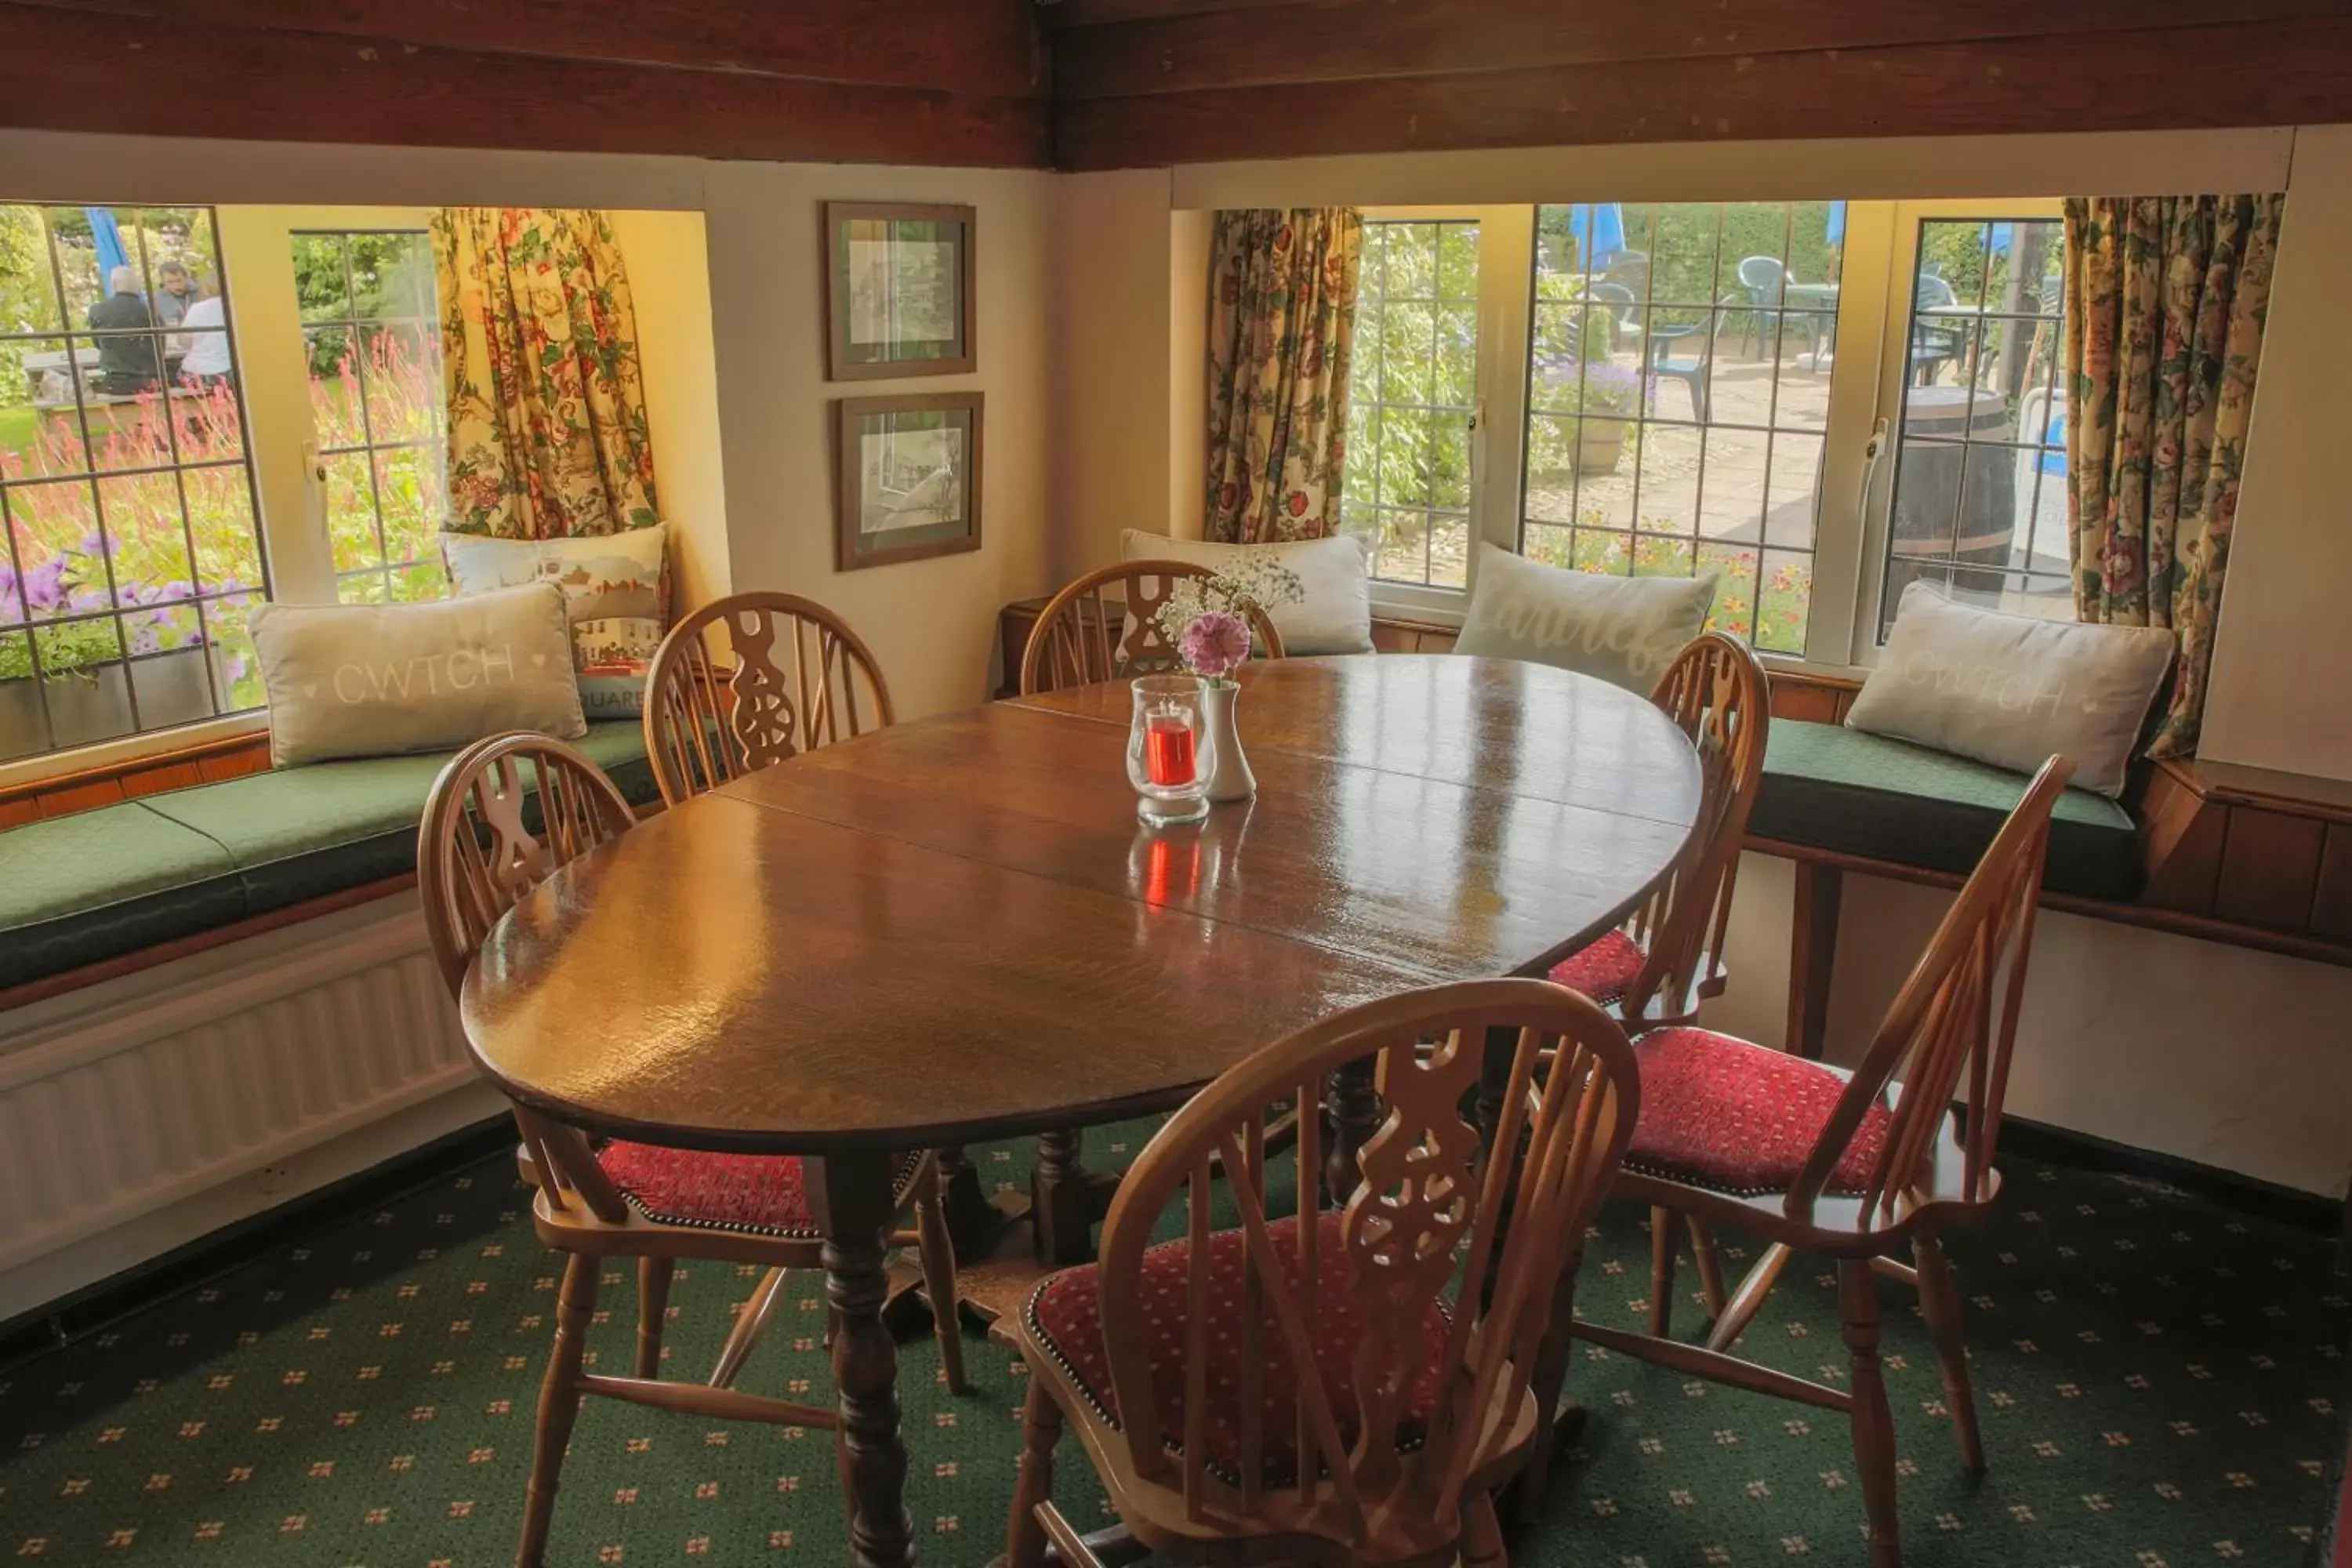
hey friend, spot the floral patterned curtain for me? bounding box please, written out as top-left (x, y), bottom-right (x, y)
top-left (2063, 194), bottom-right (2284, 757)
top-left (430, 209), bottom-right (661, 540)
top-left (1203, 209), bottom-right (1363, 544)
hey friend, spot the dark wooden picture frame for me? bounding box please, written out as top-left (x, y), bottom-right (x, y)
top-left (823, 201), bottom-right (977, 380)
top-left (834, 393), bottom-right (984, 572)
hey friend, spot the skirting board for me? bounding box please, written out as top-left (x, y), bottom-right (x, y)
top-left (0, 892), bottom-right (495, 1324)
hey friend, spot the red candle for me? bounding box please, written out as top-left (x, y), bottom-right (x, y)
top-left (1144, 717), bottom-right (1196, 786)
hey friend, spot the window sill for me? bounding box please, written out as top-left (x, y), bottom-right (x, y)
top-left (0, 712), bottom-right (270, 798)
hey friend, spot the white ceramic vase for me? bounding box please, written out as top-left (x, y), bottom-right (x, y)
top-left (1198, 678), bottom-right (1255, 803)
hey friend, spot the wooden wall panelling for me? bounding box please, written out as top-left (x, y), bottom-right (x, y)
top-left (2136, 760), bottom-right (2229, 915)
top-left (0, 3), bottom-right (1050, 167)
top-left (1050, 0), bottom-right (2343, 101)
top-left (1049, 13), bottom-right (2352, 169)
top-left (0, 730), bottom-right (271, 823)
top-left (2212, 810), bottom-right (2328, 932)
top-left (2314, 824), bottom-right (2352, 944)
top-left (33, 0), bottom-right (1047, 96)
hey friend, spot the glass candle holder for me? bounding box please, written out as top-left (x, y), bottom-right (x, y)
top-left (1127, 673), bottom-right (1213, 826)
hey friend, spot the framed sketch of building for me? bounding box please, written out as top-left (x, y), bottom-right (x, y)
top-left (834, 392), bottom-right (983, 570)
top-left (823, 201), bottom-right (976, 379)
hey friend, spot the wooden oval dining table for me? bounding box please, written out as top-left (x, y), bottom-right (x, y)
top-left (462, 652), bottom-right (1703, 1568)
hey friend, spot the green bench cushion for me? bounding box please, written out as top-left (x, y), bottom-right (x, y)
top-left (1, 723), bottom-right (656, 992)
top-left (1750, 720), bottom-right (2141, 901)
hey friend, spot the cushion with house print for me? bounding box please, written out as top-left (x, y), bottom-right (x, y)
top-left (441, 525), bottom-right (669, 719)
top-left (249, 583), bottom-right (586, 768)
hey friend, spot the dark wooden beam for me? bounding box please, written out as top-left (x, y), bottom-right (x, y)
top-left (1054, 0), bottom-right (2341, 101)
top-left (0, 4), bottom-right (1051, 166)
top-left (1055, 18), bottom-right (2352, 169)
top-left (25, 0), bottom-right (1046, 96)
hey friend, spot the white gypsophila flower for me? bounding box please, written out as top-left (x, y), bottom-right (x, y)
top-left (1150, 551), bottom-right (1306, 647)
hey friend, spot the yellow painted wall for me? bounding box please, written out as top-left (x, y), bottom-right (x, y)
top-left (608, 209), bottom-right (731, 614)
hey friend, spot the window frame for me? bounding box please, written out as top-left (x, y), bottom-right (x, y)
top-left (289, 225), bottom-right (451, 606)
top-left (0, 201), bottom-right (445, 785)
top-left (1345, 198), bottom-right (2067, 674)
top-left (1849, 198), bottom-right (2070, 662)
top-left (0, 202), bottom-right (274, 762)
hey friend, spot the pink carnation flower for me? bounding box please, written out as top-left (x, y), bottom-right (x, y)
top-left (1180, 611), bottom-right (1253, 681)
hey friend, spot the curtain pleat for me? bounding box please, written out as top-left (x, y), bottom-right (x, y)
top-left (1203, 209), bottom-right (1363, 545)
top-left (430, 208), bottom-right (661, 541)
top-left (2063, 193), bottom-right (2283, 757)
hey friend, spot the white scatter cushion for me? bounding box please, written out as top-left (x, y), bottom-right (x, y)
top-left (1118, 529), bottom-right (1374, 655)
top-left (250, 583), bottom-right (586, 768)
top-left (1452, 543), bottom-right (1714, 693)
top-left (442, 525), bottom-right (669, 720)
top-left (1846, 581), bottom-right (2176, 797)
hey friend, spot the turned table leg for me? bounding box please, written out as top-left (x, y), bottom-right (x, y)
top-left (932, 1145), bottom-right (1000, 1260)
top-left (1031, 1128), bottom-right (1094, 1268)
top-left (810, 1149), bottom-right (916, 1568)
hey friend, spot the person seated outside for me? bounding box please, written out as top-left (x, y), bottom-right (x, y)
top-left (154, 258), bottom-right (199, 329)
top-left (87, 265), bottom-right (161, 395)
top-left (175, 285), bottom-right (234, 392)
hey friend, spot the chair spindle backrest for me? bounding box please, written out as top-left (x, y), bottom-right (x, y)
top-left (1018, 559), bottom-right (1287, 696)
top-left (1618, 632), bottom-right (1771, 1022)
top-left (417, 731), bottom-right (639, 1225)
top-left (1093, 980), bottom-right (1639, 1548)
top-left (643, 591), bottom-right (895, 806)
top-left (1790, 755), bottom-right (2071, 1225)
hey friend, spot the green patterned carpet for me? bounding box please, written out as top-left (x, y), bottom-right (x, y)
top-left (2, 1124), bottom-right (2343, 1566)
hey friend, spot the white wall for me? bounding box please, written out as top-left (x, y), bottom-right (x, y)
top-left (701, 162), bottom-right (1056, 718)
top-left (2200, 124), bottom-right (2352, 780)
top-left (1699, 855), bottom-right (2352, 1197)
top-left (1049, 169), bottom-right (1183, 579)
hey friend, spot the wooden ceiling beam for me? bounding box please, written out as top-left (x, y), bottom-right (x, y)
top-left (0, 4), bottom-right (1051, 167)
top-left (20, 0), bottom-right (1047, 96)
top-left (1053, 0), bottom-right (2343, 102)
top-left (1055, 17), bottom-right (2352, 169)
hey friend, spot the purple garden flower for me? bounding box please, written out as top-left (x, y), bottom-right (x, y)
top-left (21, 557), bottom-right (67, 613)
top-left (1179, 610), bottom-right (1253, 681)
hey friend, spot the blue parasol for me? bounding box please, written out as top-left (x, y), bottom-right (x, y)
top-left (1566, 203), bottom-right (1628, 267)
top-left (87, 208), bottom-right (131, 286)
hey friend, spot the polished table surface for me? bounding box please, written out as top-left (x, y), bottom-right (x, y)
top-left (459, 653), bottom-right (1700, 1568)
top-left (463, 655), bottom-right (1704, 1153)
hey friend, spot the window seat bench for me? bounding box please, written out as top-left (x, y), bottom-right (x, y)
top-left (1, 721), bottom-right (660, 999)
top-left (1751, 720), bottom-right (2143, 902)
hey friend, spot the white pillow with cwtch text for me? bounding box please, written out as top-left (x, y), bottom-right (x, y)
top-left (1845, 580), bottom-right (2175, 797)
top-left (249, 582), bottom-right (586, 768)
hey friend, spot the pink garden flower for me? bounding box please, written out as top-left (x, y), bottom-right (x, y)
top-left (1179, 610), bottom-right (1253, 681)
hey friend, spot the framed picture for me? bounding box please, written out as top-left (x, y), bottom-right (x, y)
top-left (835, 393), bottom-right (984, 572)
top-left (824, 201), bottom-right (976, 379)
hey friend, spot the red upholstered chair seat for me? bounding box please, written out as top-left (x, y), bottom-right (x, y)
top-left (1025, 1211), bottom-right (1451, 1485)
top-left (1626, 1027), bottom-right (1894, 1198)
top-left (596, 1144), bottom-right (920, 1237)
top-left (1547, 928), bottom-right (1646, 1007)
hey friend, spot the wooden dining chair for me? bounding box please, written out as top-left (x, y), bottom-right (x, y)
top-left (1018, 558), bottom-right (1287, 696)
top-left (417, 731), bottom-right (966, 1567)
top-left (643, 590), bottom-right (895, 807)
top-left (1003, 979), bottom-right (1640, 1568)
top-left (1541, 631), bottom-right (1769, 1332)
top-left (1525, 757), bottom-right (2071, 1563)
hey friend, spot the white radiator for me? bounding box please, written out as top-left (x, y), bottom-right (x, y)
top-left (0, 894), bottom-right (507, 1323)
